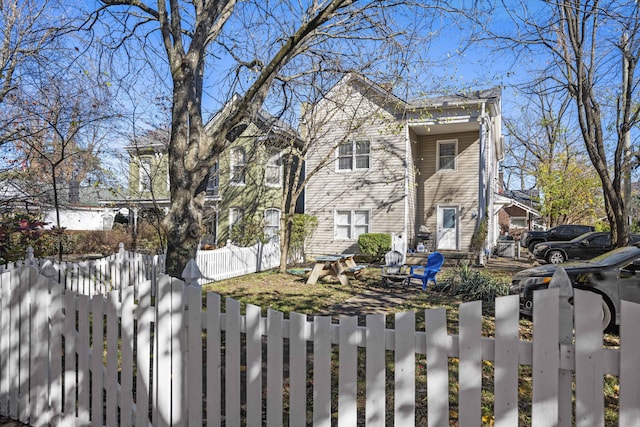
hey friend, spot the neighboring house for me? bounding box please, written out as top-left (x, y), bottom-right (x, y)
top-left (494, 193), bottom-right (541, 241)
top-left (303, 74), bottom-right (504, 256)
top-left (0, 176), bottom-right (121, 231)
top-left (123, 110), bottom-right (303, 246)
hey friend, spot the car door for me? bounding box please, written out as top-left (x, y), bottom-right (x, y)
top-left (575, 233), bottom-right (611, 260)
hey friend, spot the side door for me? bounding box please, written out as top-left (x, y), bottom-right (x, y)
top-left (436, 206), bottom-right (458, 251)
top-left (577, 233), bottom-right (611, 260)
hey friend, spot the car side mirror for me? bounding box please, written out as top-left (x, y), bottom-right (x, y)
top-left (580, 240), bottom-right (589, 246)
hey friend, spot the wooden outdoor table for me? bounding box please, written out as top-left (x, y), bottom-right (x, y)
top-left (306, 254), bottom-right (356, 286)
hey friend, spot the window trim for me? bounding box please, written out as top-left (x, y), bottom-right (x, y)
top-left (336, 139), bottom-right (371, 172)
top-left (436, 139), bottom-right (458, 172)
top-left (230, 147), bottom-right (246, 186)
top-left (206, 161), bottom-right (219, 193)
top-left (265, 147), bottom-right (283, 188)
top-left (334, 209), bottom-right (371, 240)
top-left (264, 208), bottom-right (281, 240)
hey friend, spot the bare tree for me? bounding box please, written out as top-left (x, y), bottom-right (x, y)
top-left (0, 0), bottom-right (75, 149)
top-left (503, 81), bottom-right (603, 226)
top-left (469, 0), bottom-right (640, 246)
top-left (91, 0), bottom-right (436, 276)
top-left (9, 62), bottom-right (117, 259)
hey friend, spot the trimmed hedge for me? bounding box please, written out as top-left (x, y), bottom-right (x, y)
top-left (357, 233), bottom-right (391, 258)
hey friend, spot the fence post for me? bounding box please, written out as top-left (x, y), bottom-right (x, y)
top-left (25, 246), bottom-right (35, 267)
top-left (548, 266), bottom-right (574, 426)
top-left (182, 259), bottom-right (203, 426)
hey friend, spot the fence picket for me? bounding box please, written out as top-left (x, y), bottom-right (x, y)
top-left (574, 290), bottom-right (604, 427)
top-left (155, 276), bottom-right (172, 427)
top-left (494, 295), bottom-right (520, 427)
top-left (313, 315), bottom-right (332, 427)
top-left (169, 278), bottom-right (186, 427)
top-left (267, 309), bottom-right (284, 426)
top-left (206, 292), bottom-right (221, 427)
top-left (106, 291), bottom-right (119, 427)
top-left (245, 304), bottom-right (262, 427)
top-left (288, 311), bottom-right (308, 426)
top-left (620, 300), bottom-right (640, 425)
top-left (90, 295), bottom-right (104, 427)
top-left (395, 310), bottom-right (415, 425)
top-left (366, 314), bottom-right (385, 427)
top-left (135, 280), bottom-right (153, 427)
top-left (459, 300), bottom-right (482, 425)
top-left (76, 293), bottom-right (91, 425)
top-left (120, 286), bottom-right (135, 427)
top-left (338, 316), bottom-right (358, 427)
top-left (532, 287), bottom-right (560, 426)
top-left (48, 271), bottom-right (63, 425)
top-left (186, 283), bottom-right (203, 427)
top-left (0, 271), bottom-right (9, 414)
top-left (425, 308), bottom-right (449, 427)
top-left (225, 298), bottom-right (241, 427)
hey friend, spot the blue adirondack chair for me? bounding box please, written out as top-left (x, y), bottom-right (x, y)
top-left (410, 251), bottom-right (445, 290)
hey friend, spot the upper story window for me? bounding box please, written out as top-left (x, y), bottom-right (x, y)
top-left (230, 147), bottom-right (246, 185)
top-left (437, 139), bottom-right (457, 171)
top-left (264, 208), bottom-right (280, 240)
top-left (265, 148), bottom-right (282, 187)
top-left (335, 209), bottom-right (370, 240)
top-left (337, 139), bottom-right (370, 171)
top-left (139, 158), bottom-right (152, 192)
top-left (206, 162), bottom-right (219, 195)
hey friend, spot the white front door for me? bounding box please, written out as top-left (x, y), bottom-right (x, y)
top-left (437, 206), bottom-right (458, 250)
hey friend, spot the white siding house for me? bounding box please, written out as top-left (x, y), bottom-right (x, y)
top-left (304, 74), bottom-right (504, 257)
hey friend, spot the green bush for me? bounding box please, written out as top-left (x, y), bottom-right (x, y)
top-left (435, 262), bottom-right (510, 302)
top-left (357, 233), bottom-right (391, 258)
top-left (230, 215), bottom-right (267, 246)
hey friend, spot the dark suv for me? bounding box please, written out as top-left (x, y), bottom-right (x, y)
top-left (531, 231), bottom-right (640, 263)
top-left (520, 224), bottom-right (595, 253)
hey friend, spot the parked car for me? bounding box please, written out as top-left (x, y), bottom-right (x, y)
top-left (532, 232), bottom-right (640, 264)
top-left (510, 245), bottom-right (640, 331)
top-left (520, 224), bottom-right (595, 253)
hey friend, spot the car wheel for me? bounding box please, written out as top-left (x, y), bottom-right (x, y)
top-left (601, 298), bottom-right (615, 332)
top-left (547, 250), bottom-right (565, 264)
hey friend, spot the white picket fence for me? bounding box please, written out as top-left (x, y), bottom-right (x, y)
top-left (0, 241), bottom-right (281, 296)
top-left (1, 263), bottom-right (640, 426)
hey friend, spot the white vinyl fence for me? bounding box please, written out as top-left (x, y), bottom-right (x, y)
top-left (0, 241), bottom-right (281, 295)
top-left (1, 263), bottom-right (639, 426)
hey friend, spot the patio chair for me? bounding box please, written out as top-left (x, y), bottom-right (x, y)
top-left (410, 251), bottom-right (445, 290)
top-left (380, 250), bottom-right (409, 287)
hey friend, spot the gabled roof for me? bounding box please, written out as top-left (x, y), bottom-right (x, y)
top-left (495, 193), bottom-right (540, 217)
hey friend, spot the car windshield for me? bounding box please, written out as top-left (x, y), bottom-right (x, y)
top-left (587, 246), bottom-right (640, 266)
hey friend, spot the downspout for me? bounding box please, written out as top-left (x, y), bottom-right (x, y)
top-left (403, 123), bottom-right (410, 260)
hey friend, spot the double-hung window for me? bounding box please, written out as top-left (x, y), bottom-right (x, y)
top-left (337, 139), bottom-right (370, 171)
top-left (437, 139), bottom-right (457, 171)
top-left (335, 210), bottom-right (370, 240)
top-left (139, 158), bottom-right (152, 192)
top-left (264, 208), bottom-right (280, 240)
top-left (265, 148), bottom-right (282, 187)
top-left (230, 147), bottom-right (246, 185)
top-left (229, 207), bottom-right (244, 231)
top-left (206, 162), bottom-right (219, 195)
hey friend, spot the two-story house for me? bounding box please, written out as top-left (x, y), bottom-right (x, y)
top-left (303, 74), bottom-right (504, 257)
top-left (123, 109), bottom-right (303, 247)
